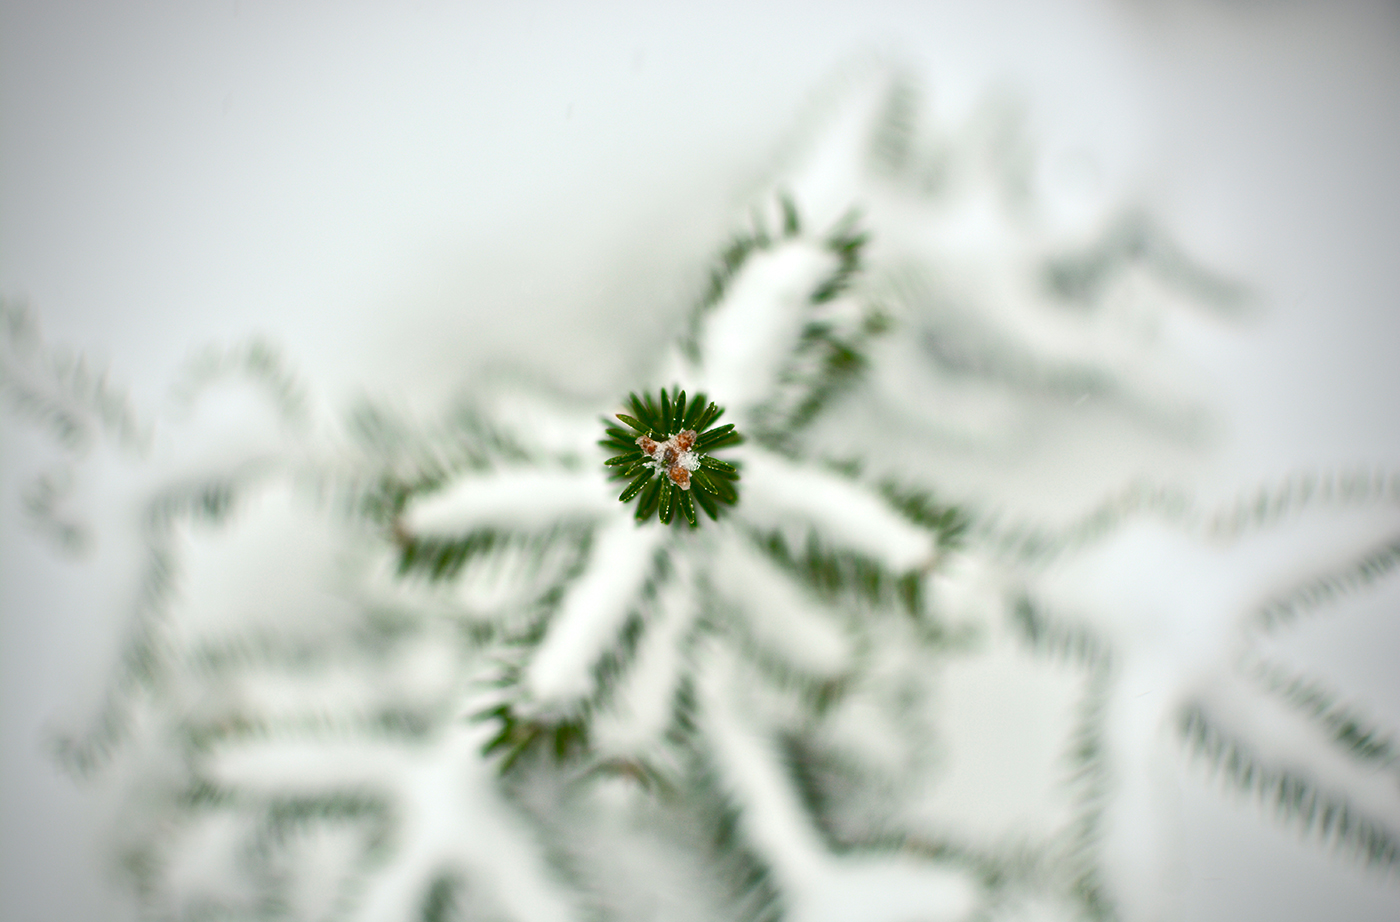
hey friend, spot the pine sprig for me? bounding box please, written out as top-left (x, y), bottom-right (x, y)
top-left (1255, 534), bottom-right (1400, 631)
top-left (601, 387), bottom-right (743, 527)
top-left (1249, 661), bottom-right (1398, 766)
top-left (395, 524), bottom-right (587, 585)
top-left (1010, 597), bottom-right (1109, 669)
top-left (1178, 704), bottom-right (1400, 868)
top-left (477, 702), bottom-right (591, 773)
top-left (746, 525), bottom-right (925, 616)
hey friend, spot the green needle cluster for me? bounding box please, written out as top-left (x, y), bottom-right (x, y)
top-left (600, 387), bottom-right (742, 527)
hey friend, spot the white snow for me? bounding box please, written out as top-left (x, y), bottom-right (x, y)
top-left (524, 515), bottom-right (666, 709)
top-left (592, 554), bottom-right (701, 756)
top-left (737, 448), bottom-right (936, 572)
top-left (403, 467), bottom-right (614, 534)
top-left (693, 241), bottom-right (836, 420)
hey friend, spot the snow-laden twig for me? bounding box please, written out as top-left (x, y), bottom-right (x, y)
top-left (699, 644), bottom-right (981, 922)
top-left (690, 240), bottom-right (841, 418)
top-left (1182, 666), bottom-right (1400, 864)
top-left (1023, 498), bottom-right (1400, 920)
top-left (710, 539), bottom-right (855, 681)
top-left (209, 723), bottom-right (581, 922)
top-left (404, 467), bottom-right (614, 535)
top-left (591, 553), bottom-right (702, 758)
top-left (737, 448), bottom-right (936, 572)
top-left (524, 516), bottom-right (667, 710)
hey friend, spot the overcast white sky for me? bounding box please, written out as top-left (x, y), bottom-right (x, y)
top-left (4, 2), bottom-right (1400, 920)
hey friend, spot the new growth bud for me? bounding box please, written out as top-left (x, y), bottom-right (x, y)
top-left (638, 430), bottom-right (701, 490)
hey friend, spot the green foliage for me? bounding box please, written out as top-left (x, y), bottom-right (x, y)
top-left (1178, 705), bottom-right (1400, 869)
top-left (747, 525), bottom-right (925, 616)
top-left (395, 524), bottom-right (588, 587)
top-left (1256, 534), bottom-right (1400, 630)
top-left (877, 480), bottom-right (970, 550)
top-left (420, 875), bottom-right (460, 922)
top-left (1251, 663), bottom-right (1397, 765)
top-left (1042, 212), bottom-right (1248, 316)
top-left (478, 702), bottom-right (592, 773)
top-left (600, 387), bottom-right (743, 528)
top-left (0, 299), bottom-right (147, 452)
top-left (1010, 597), bottom-right (1109, 669)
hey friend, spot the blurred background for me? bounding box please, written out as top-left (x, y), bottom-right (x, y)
top-left (3, 1), bottom-right (1399, 920)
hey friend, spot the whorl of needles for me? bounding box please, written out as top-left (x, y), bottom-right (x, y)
top-left (601, 387), bottom-right (743, 527)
